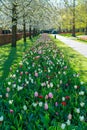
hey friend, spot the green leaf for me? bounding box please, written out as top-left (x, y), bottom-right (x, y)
top-left (10, 126), bottom-right (16, 130)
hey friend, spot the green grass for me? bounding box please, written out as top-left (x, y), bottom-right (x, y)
top-left (59, 33), bottom-right (72, 37)
top-left (0, 36), bottom-right (38, 85)
top-left (76, 38), bottom-right (87, 44)
top-left (60, 32), bottom-right (85, 37)
top-left (59, 32), bottom-right (87, 43)
top-left (50, 35), bottom-right (87, 85)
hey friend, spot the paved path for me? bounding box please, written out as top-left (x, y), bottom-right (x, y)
top-left (53, 35), bottom-right (87, 58)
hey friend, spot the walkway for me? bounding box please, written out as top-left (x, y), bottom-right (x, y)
top-left (54, 35), bottom-right (87, 58)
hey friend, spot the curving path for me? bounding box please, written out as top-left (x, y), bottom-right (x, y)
top-left (53, 34), bottom-right (87, 58)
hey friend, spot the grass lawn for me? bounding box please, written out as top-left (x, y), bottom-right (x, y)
top-left (50, 35), bottom-right (87, 85)
top-left (59, 33), bottom-right (87, 43)
top-left (76, 37), bottom-right (87, 44)
top-left (0, 36), bottom-right (38, 85)
top-left (60, 32), bottom-right (85, 37)
top-left (59, 33), bottom-right (72, 37)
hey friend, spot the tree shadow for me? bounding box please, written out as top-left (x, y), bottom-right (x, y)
top-left (23, 42), bottom-right (28, 52)
top-left (23, 39), bottom-right (33, 51)
top-left (0, 47), bottom-right (17, 85)
top-left (30, 38), bottom-right (33, 42)
top-left (0, 38), bottom-right (34, 86)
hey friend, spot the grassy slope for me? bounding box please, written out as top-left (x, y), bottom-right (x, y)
top-left (0, 37), bottom-right (38, 85)
top-left (50, 35), bottom-right (87, 85)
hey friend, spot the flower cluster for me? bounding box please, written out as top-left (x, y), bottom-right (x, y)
top-left (0, 34), bottom-right (87, 129)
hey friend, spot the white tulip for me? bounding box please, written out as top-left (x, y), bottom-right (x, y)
top-left (79, 91), bottom-right (84, 95)
top-left (0, 95), bottom-right (2, 98)
top-left (50, 83), bottom-right (53, 88)
top-left (32, 103), bottom-right (37, 107)
top-left (74, 85), bottom-right (77, 89)
top-left (0, 116), bottom-right (4, 122)
top-left (61, 123), bottom-right (66, 129)
top-left (62, 97), bottom-right (65, 101)
top-left (75, 108), bottom-right (80, 113)
top-left (79, 116), bottom-right (84, 121)
top-left (23, 105), bottom-right (27, 111)
top-left (66, 120), bottom-right (71, 125)
top-left (80, 102), bottom-right (85, 107)
top-left (8, 82), bottom-right (11, 85)
top-left (39, 102), bottom-right (43, 107)
top-left (17, 86), bottom-right (23, 91)
top-left (9, 100), bottom-right (13, 104)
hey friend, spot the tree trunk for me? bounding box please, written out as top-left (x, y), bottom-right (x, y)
top-left (33, 28), bottom-right (35, 37)
top-left (72, 0), bottom-right (76, 37)
top-left (23, 18), bottom-right (26, 43)
top-left (72, 20), bottom-right (75, 37)
top-left (12, 4), bottom-right (17, 47)
top-left (29, 25), bottom-right (32, 39)
top-left (12, 21), bottom-right (17, 47)
top-left (59, 26), bottom-right (62, 34)
top-left (85, 23), bottom-right (87, 35)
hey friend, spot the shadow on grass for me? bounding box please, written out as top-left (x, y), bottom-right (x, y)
top-left (23, 42), bottom-right (28, 52)
top-left (0, 37), bottom-right (38, 86)
top-left (0, 47), bottom-right (17, 85)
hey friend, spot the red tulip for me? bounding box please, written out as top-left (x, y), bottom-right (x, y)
top-left (62, 102), bottom-right (66, 106)
top-left (38, 96), bottom-right (43, 98)
top-left (65, 96), bottom-right (70, 100)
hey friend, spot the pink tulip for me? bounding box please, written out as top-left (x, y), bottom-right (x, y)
top-left (38, 50), bottom-right (42, 54)
top-left (44, 103), bottom-right (48, 110)
top-left (45, 95), bottom-right (48, 99)
top-left (35, 72), bottom-right (38, 77)
top-left (55, 102), bottom-right (58, 107)
top-left (20, 72), bottom-right (23, 76)
top-left (35, 56), bottom-right (40, 59)
top-left (34, 92), bottom-right (38, 97)
top-left (48, 92), bottom-right (53, 98)
top-left (64, 66), bottom-right (67, 69)
top-left (10, 109), bottom-right (14, 113)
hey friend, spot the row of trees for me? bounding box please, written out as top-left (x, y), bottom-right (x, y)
top-left (0, 0), bottom-right (87, 47)
top-left (49, 0), bottom-right (87, 36)
top-left (0, 0), bottom-right (52, 47)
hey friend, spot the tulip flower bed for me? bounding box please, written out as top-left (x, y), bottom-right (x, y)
top-left (0, 34), bottom-right (87, 130)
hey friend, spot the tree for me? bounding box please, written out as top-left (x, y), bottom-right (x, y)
top-left (0, 0), bottom-right (33, 47)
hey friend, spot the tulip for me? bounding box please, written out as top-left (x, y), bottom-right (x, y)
top-left (68, 114), bottom-right (72, 120)
top-left (44, 103), bottom-right (48, 110)
top-left (10, 109), bottom-right (14, 113)
top-left (34, 92), bottom-right (38, 97)
top-left (35, 72), bottom-right (38, 77)
top-left (0, 116), bottom-right (4, 122)
top-left (48, 92), bottom-right (53, 98)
